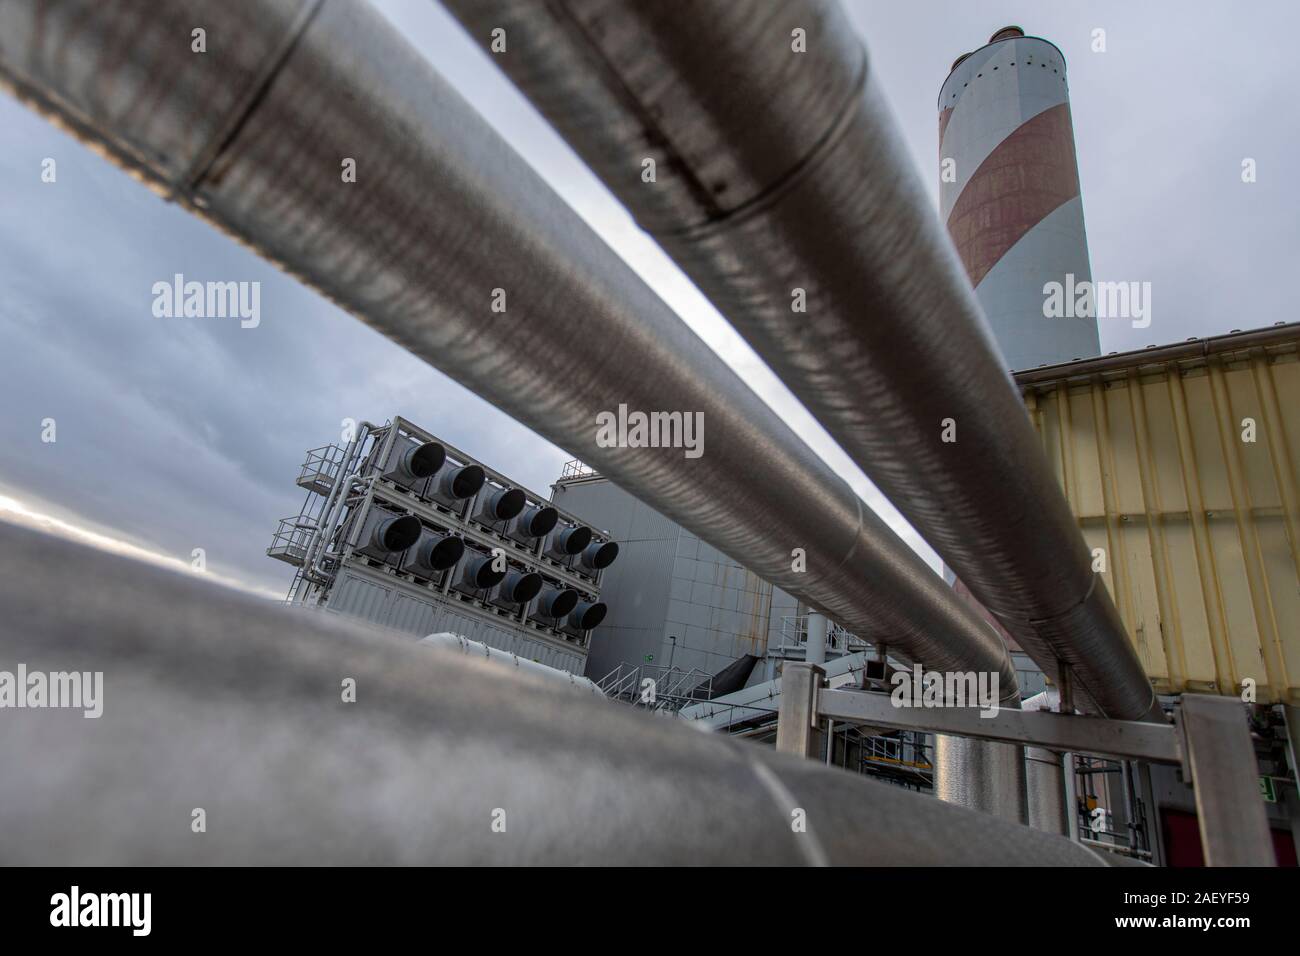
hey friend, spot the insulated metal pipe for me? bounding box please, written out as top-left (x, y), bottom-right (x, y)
top-left (805, 610), bottom-right (828, 666)
top-left (1026, 747), bottom-right (1070, 836)
top-left (1023, 689), bottom-right (1069, 835)
top-left (0, 523), bottom-right (1099, 865)
top-left (0, 0), bottom-right (1017, 697)
top-left (418, 632), bottom-right (605, 697)
top-left (934, 731), bottom-right (1029, 826)
top-left (440, 0), bottom-right (1149, 719)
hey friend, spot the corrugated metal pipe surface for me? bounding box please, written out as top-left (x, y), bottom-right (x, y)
top-left (0, 0), bottom-right (1018, 695)
top-left (0, 522), bottom-right (1104, 865)
top-left (440, 0), bottom-right (1154, 720)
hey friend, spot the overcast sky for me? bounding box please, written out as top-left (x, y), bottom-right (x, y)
top-left (1, 0), bottom-right (1295, 598)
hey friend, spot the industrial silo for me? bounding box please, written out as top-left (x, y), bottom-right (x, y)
top-left (939, 26), bottom-right (1100, 370)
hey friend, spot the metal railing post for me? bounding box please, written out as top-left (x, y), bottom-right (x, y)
top-left (1178, 694), bottom-right (1275, 866)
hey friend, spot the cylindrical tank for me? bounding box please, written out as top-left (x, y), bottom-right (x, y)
top-left (939, 26), bottom-right (1099, 371)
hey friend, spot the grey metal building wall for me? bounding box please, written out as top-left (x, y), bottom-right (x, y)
top-left (554, 476), bottom-right (791, 682)
top-left (552, 476), bottom-right (678, 679)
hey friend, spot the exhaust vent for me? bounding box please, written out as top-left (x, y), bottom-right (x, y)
top-left (477, 487), bottom-right (526, 522)
top-left (569, 601), bottom-right (607, 632)
top-left (356, 510), bottom-right (421, 560)
top-left (459, 554), bottom-right (506, 591)
top-left (434, 465), bottom-right (486, 509)
top-left (382, 439), bottom-right (446, 488)
top-left (407, 530), bottom-right (465, 576)
top-left (534, 587), bottom-right (579, 619)
top-left (577, 540), bottom-right (619, 572)
top-left (497, 571), bottom-right (543, 605)
top-left (513, 505), bottom-right (559, 540)
top-left (549, 525), bottom-right (592, 558)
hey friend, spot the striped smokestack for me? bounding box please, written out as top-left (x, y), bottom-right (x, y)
top-left (939, 26), bottom-right (1100, 371)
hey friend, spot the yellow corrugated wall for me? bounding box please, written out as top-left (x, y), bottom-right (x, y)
top-left (1022, 344), bottom-right (1299, 704)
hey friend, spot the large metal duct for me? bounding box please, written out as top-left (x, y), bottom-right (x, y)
top-left (0, 0), bottom-right (1017, 698)
top-left (0, 522), bottom-right (1107, 865)
top-left (440, 0), bottom-right (1151, 720)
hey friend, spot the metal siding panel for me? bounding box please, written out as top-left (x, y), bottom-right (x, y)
top-left (1022, 344), bottom-right (1300, 703)
top-left (554, 479), bottom-right (677, 678)
top-left (327, 572), bottom-right (393, 625)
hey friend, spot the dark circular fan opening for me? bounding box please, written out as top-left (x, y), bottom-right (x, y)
top-left (561, 525), bottom-right (593, 554)
top-left (492, 487), bottom-right (526, 521)
top-left (510, 572), bottom-right (543, 603)
top-left (526, 506), bottom-right (559, 537)
top-left (546, 589), bottom-right (579, 618)
top-left (380, 515), bottom-right (422, 552)
top-left (427, 535), bottom-right (464, 570)
top-left (407, 441), bottom-right (446, 478)
top-left (450, 465), bottom-right (486, 499)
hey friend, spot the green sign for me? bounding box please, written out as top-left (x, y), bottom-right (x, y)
top-left (1260, 776), bottom-right (1277, 804)
top-left (644, 654), bottom-right (654, 663)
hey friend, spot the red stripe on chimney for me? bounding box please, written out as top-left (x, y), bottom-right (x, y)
top-left (945, 102), bottom-right (1081, 288)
